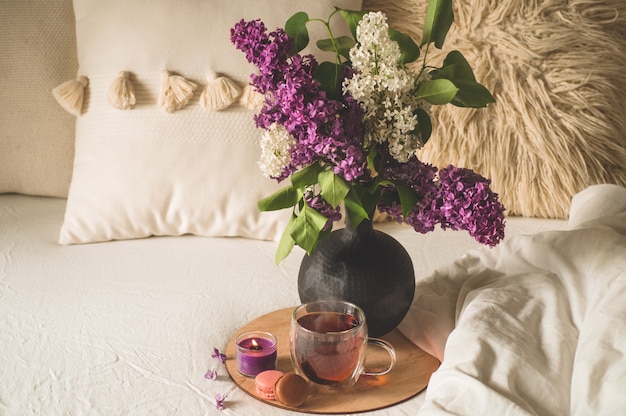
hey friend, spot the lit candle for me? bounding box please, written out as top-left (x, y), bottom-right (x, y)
top-left (236, 331), bottom-right (277, 377)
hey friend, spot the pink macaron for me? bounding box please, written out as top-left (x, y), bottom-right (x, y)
top-left (255, 370), bottom-right (285, 401)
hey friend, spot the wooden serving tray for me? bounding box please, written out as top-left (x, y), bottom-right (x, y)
top-left (225, 307), bottom-right (440, 414)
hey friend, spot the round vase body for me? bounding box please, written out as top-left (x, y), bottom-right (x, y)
top-left (298, 219), bottom-right (415, 337)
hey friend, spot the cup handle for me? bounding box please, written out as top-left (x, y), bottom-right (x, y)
top-left (362, 338), bottom-right (397, 376)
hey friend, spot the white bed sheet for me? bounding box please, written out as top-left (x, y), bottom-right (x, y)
top-left (0, 193), bottom-right (568, 415)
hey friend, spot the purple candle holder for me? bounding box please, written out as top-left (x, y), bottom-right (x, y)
top-left (235, 331), bottom-right (277, 377)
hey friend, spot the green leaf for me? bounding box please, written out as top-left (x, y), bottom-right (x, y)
top-left (389, 29), bottom-right (420, 65)
top-left (274, 215), bottom-right (297, 264)
top-left (436, 50), bottom-right (477, 82)
top-left (431, 51), bottom-right (495, 107)
top-left (395, 182), bottom-right (419, 218)
top-left (422, 0), bottom-right (454, 49)
top-left (416, 78), bottom-right (459, 105)
top-left (257, 185), bottom-right (299, 212)
top-left (344, 182), bottom-right (388, 228)
top-left (291, 162), bottom-right (324, 189)
top-left (317, 36), bottom-right (355, 61)
top-left (338, 8), bottom-right (367, 39)
top-left (415, 108), bottom-right (432, 144)
top-left (318, 170), bottom-right (350, 208)
top-left (450, 82), bottom-right (495, 107)
top-left (285, 12), bottom-right (310, 52)
top-left (344, 189), bottom-right (370, 229)
top-left (313, 61), bottom-right (344, 99)
top-left (360, 188), bottom-right (382, 218)
top-left (291, 205), bottom-right (329, 254)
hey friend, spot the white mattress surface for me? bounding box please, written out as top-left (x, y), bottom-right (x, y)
top-left (0, 193), bottom-right (571, 415)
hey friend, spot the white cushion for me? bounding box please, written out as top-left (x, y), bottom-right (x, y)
top-left (59, 0), bottom-right (361, 244)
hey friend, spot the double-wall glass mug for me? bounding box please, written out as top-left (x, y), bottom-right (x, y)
top-left (290, 300), bottom-right (396, 389)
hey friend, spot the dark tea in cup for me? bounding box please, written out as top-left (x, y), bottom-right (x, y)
top-left (295, 311), bottom-right (363, 384)
top-left (290, 300), bottom-right (396, 389)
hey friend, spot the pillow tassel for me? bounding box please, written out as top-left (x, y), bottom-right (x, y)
top-left (52, 76), bottom-right (89, 116)
top-left (239, 84), bottom-right (265, 111)
top-left (108, 71), bottom-right (136, 110)
top-left (158, 70), bottom-right (197, 113)
top-left (200, 71), bottom-right (242, 111)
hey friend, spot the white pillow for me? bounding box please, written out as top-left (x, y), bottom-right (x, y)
top-left (59, 0), bottom-right (362, 244)
top-left (567, 184), bottom-right (626, 229)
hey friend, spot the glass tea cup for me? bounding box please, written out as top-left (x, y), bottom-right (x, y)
top-left (289, 300), bottom-right (396, 389)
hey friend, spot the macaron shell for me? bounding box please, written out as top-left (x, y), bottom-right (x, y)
top-left (275, 373), bottom-right (309, 407)
top-left (255, 370), bottom-right (284, 401)
top-left (255, 386), bottom-right (275, 401)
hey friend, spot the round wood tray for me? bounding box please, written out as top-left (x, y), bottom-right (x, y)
top-left (225, 307), bottom-right (440, 414)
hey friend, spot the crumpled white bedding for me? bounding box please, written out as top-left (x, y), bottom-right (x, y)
top-left (399, 184), bottom-right (626, 415)
top-left (6, 186), bottom-right (617, 415)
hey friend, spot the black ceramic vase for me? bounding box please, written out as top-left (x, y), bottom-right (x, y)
top-left (297, 217), bottom-right (415, 337)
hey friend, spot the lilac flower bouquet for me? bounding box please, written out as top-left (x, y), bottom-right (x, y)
top-left (231, 0), bottom-right (505, 263)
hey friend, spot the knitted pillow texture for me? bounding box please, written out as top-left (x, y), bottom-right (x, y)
top-left (59, 0), bottom-right (361, 244)
top-left (364, 0), bottom-right (626, 218)
top-left (0, 0), bottom-right (77, 197)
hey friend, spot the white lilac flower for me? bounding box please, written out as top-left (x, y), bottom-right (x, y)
top-left (344, 12), bottom-right (413, 101)
top-left (342, 11), bottom-right (425, 163)
top-left (258, 123), bottom-right (296, 178)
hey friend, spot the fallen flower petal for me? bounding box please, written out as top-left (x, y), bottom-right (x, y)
top-left (212, 347), bottom-right (227, 364)
top-left (204, 368), bottom-right (217, 380)
top-left (216, 393), bottom-right (227, 410)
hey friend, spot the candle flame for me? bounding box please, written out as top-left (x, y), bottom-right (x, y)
top-left (250, 339), bottom-right (262, 350)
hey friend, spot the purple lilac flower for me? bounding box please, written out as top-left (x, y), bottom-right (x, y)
top-left (231, 19), bottom-right (368, 183)
top-left (381, 154), bottom-right (439, 199)
top-left (230, 19), bottom-right (292, 72)
top-left (437, 165), bottom-right (505, 247)
top-left (378, 155), bottom-right (505, 246)
top-left (378, 154), bottom-right (441, 233)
